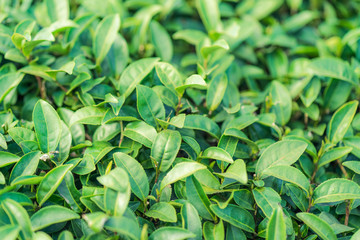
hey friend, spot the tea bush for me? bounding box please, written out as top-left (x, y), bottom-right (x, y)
top-left (1, 0), bottom-right (360, 239)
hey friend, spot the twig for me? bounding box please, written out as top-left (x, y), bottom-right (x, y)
top-left (54, 81), bottom-right (69, 92)
top-left (119, 121), bottom-right (124, 147)
top-left (175, 96), bottom-right (182, 115)
top-left (310, 164), bottom-right (318, 183)
top-left (345, 200), bottom-right (350, 226)
top-left (36, 76), bottom-right (46, 99)
top-left (337, 159), bottom-right (349, 179)
top-left (85, 133), bottom-right (92, 141)
top-left (306, 195), bottom-right (312, 212)
top-left (304, 113), bottom-right (308, 129)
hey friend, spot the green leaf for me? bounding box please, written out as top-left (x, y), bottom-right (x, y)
top-left (149, 227), bottom-right (195, 240)
top-left (206, 74), bottom-right (228, 112)
top-left (33, 99), bottom-right (62, 153)
top-left (118, 58), bottom-right (160, 96)
top-left (11, 175), bottom-right (43, 187)
top-left (136, 85), bottom-right (165, 127)
top-left (150, 21), bottom-right (173, 62)
top-left (226, 115), bottom-right (258, 130)
top-left (46, 0), bottom-right (69, 22)
top-left (0, 72), bottom-right (25, 103)
top-left (70, 106), bottom-right (107, 126)
top-left (318, 147), bottom-right (353, 168)
top-left (57, 108), bottom-right (85, 145)
top-left (114, 152), bottom-right (149, 201)
top-left (217, 135), bottom-right (238, 158)
top-left (123, 121), bottom-right (157, 148)
top-left (214, 159), bottom-right (247, 184)
top-left (194, 169), bottom-right (221, 190)
top-left (66, 72), bottom-right (91, 95)
top-left (268, 81), bottom-right (292, 126)
top-left (300, 77), bottom-right (321, 108)
top-left (184, 115), bottom-right (221, 139)
top-left (201, 147), bottom-right (234, 164)
top-left (13, 19), bottom-right (35, 41)
top-left (155, 62), bottom-right (183, 95)
top-left (327, 100), bottom-right (358, 144)
top-left (319, 212), bottom-right (354, 235)
top-left (104, 216), bottom-right (140, 240)
top-left (36, 164), bottom-right (73, 206)
top-left (104, 187), bottom-right (130, 217)
top-left (286, 184), bottom-right (308, 212)
top-left (283, 10), bottom-right (319, 32)
top-left (57, 121), bottom-right (71, 164)
top-left (103, 33), bottom-right (129, 78)
top-left (309, 57), bottom-right (359, 84)
top-left (93, 14), bottom-right (120, 66)
top-left (151, 130), bottom-right (182, 172)
top-left (203, 221), bottom-right (224, 240)
top-left (210, 204), bottom-right (255, 233)
top-left (31, 205), bottom-right (79, 231)
top-left (145, 202), bottom-right (177, 223)
top-left (57, 172), bottom-right (83, 213)
top-left (313, 178), bottom-right (360, 204)
top-left (160, 162), bottom-right (206, 191)
top-left (93, 123), bottom-right (121, 142)
top-left (2, 199), bottom-right (33, 240)
top-left (344, 137), bottom-right (360, 158)
top-left (99, 168), bottom-right (131, 216)
top-left (186, 176), bottom-right (215, 221)
top-left (181, 202), bottom-right (202, 240)
top-left (351, 229), bottom-right (360, 240)
top-left (5, 48), bottom-right (27, 64)
top-left (262, 165), bottom-right (310, 195)
top-left (343, 161), bottom-right (360, 174)
top-left (266, 206), bottom-right (286, 240)
top-left (175, 74), bottom-right (207, 94)
top-left (255, 140), bottom-right (307, 177)
top-left (233, 189), bottom-right (254, 210)
top-left (173, 29), bottom-right (207, 45)
top-left (72, 154), bottom-right (95, 175)
top-left (253, 187), bottom-right (281, 218)
top-left (20, 65), bottom-right (53, 80)
top-left (201, 39), bottom-right (229, 59)
top-left (9, 151), bottom-right (41, 183)
top-left (45, 61), bottom-right (75, 78)
top-left (8, 127), bottom-right (36, 150)
top-left (0, 152), bottom-right (20, 168)
top-left (196, 0), bottom-right (220, 33)
top-left (297, 212), bottom-right (337, 240)
top-left (97, 167), bottom-right (129, 192)
top-left (247, 0), bottom-right (283, 19)
top-left (0, 133), bottom-right (7, 150)
top-left (0, 225), bottom-right (20, 240)
top-left (83, 212), bottom-right (108, 233)
top-left (66, 13), bottom-right (96, 48)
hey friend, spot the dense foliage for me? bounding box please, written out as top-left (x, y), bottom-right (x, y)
top-left (1, 0), bottom-right (360, 239)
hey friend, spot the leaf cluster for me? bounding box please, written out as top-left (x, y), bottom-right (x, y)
top-left (1, 0), bottom-right (360, 239)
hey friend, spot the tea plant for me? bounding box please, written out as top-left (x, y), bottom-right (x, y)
top-left (0, 0), bottom-right (360, 239)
